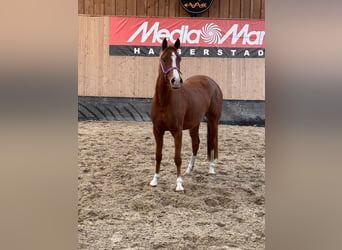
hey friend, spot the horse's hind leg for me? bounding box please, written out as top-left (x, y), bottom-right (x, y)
top-left (207, 118), bottom-right (219, 174)
top-left (185, 125), bottom-right (200, 175)
top-left (150, 128), bottom-right (164, 187)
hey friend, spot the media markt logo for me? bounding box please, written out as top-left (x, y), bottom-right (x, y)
top-left (127, 21), bottom-right (265, 46)
top-left (201, 23), bottom-right (222, 44)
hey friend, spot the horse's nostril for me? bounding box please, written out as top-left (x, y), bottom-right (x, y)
top-left (180, 78), bottom-right (183, 84)
top-left (171, 78), bottom-right (175, 84)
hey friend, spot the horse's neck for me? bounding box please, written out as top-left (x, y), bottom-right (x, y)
top-left (155, 74), bottom-right (171, 106)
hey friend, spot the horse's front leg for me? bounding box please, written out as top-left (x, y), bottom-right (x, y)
top-left (150, 128), bottom-right (164, 187)
top-left (172, 130), bottom-right (184, 192)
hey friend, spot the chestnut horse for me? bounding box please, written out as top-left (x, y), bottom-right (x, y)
top-left (149, 38), bottom-right (223, 192)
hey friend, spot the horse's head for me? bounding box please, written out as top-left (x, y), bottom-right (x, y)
top-left (159, 38), bottom-right (183, 89)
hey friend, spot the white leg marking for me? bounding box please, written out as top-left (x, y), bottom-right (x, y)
top-left (208, 149), bottom-right (216, 174)
top-left (171, 52), bottom-right (181, 82)
top-left (208, 162), bottom-right (215, 174)
top-left (149, 173), bottom-right (160, 187)
top-left (185, 155), bottom-right (196, 175)
top-left (176, 176), bottom-right (184, 191)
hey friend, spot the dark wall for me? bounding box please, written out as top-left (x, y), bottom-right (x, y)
top-left (78, 96), bottom-right (265, 126)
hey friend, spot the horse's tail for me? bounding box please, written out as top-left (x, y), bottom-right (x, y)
top-left (207, 121), bottom-right (219, 160)
top-left (206, 79), bottom-right (222, 161)
top-left (207, 122), bottom-right (211, 160)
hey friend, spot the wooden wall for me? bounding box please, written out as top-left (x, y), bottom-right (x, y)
top-left (78, 0), bottom-right (265, 100)
top-left (78, 16), bottom-right (265, 100)
top-left (78, 0), bottom-right (265, 19)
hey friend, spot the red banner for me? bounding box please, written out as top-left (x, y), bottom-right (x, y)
top-left (110, 17), bottom-right (265, 48)
top-left (109, 17), bottom-right (265, 57)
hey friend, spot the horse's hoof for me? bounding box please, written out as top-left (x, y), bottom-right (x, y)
top-left (149, 173), bottom-right (160, 186)
top-left (175, 176), bottom-right (184, 192)
top-left (175, 183), bottom-right (184, 191)
top-left (208, 163), bottom-right (216, 174)
top-left (149, 180), bottom-right (158, 187)
top-left (208, 168), bottom-right (216, 174)
top-left (175, 188), bottom-right (185, 194)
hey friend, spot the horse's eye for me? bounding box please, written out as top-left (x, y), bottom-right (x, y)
top-left (162, 58), bottom-right (167, 63)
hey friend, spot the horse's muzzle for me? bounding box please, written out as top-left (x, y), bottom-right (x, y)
top-left (170, 77), bottom-right (183, 89)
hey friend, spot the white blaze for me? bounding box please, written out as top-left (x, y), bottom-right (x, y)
top-left (171, 52), bottom-right (181, 82)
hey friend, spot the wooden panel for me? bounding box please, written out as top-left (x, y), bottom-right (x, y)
top-left (78, 16), bottom-right (265, 100)
top-left (79, 0), bottom-right (265, 20)
top-left (245, 58), bottom-right (265, 99)
top-left (94, 0), bottom-right (105, 15)
top-left (126, 0), bottom-right (136, 16)
top-left (84, 0), bottom-right (94, 15)
top-left (230, 0), bottom-right (241, 18)
top-left (168, 0), bottom-right (178, 17)
top-left (147, 0), bottom-right (157, 16)
top-left (136, 0), bottom-right (148, 17)
top-left (251, 0), bottom-right (262, 19)
top-left (260, 0), bottom-right (265, 19)
top-left (158, 0), bottom-right (169, 17)
top-left (219, 0), bottom-right (230, 19)
top-left (182, 58), bottom-right (233, 99)
top-left (231, 58), bottom-right (265, 99)
top-left (241, 0), bottom-right (251, 18)
top-left (78, 14), bottom-right (86, 96)
top-left (175, 0), bottom-right (184, 17)
top-left (115, 0), bottom-right (126, 15)
top-left (209, 0), bottom-right (220, 18)
top-left (83, 17), bottom-right (105, 96)
top-left (153, 0), bottom-right (160, 16)
top-left (79, 0), bottom-right (85, 14)
top-left (104, 0), bottom-right (115, 15)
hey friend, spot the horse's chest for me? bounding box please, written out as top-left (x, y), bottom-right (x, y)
top-left (152, 107), bottom-right (184, 130)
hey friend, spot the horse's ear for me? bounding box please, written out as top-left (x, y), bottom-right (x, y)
top-left (162, 38), bottom-right (168, 50)
top-left (174, 38), bottom-right (180, 49)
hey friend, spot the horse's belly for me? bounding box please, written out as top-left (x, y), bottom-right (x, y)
top-left (182, 112), bottom-right (205, 130)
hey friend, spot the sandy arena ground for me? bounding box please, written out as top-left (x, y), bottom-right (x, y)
top-left (78, 121), bottom-right (265, 250)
